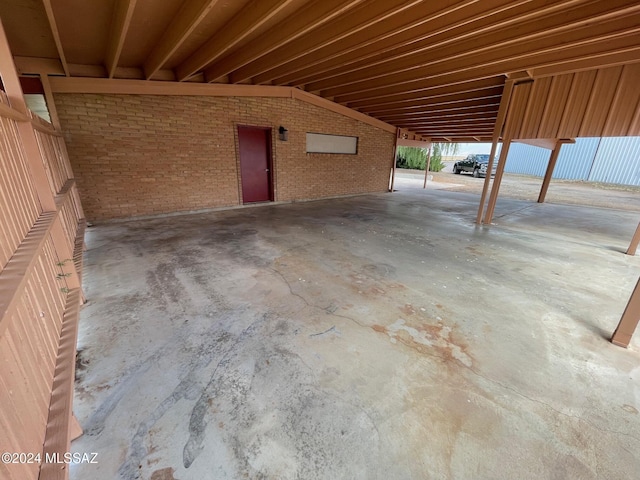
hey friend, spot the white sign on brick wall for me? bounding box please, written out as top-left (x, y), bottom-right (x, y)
top-left (306, 132), bottom-right (358, 154)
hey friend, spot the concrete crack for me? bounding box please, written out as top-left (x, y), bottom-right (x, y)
top-left (268, 267), bottom-right (369, 331)
top-left (309, 325), bottom-right (338, 337)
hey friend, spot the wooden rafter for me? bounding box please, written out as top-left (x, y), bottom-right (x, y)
top-left (175, 0), bottom-right (296, 81)
top-left (530, 47), bottom-right (640, 78)
top-left (144, 0), bottom-right (223, 80)
top-left (254, 0), bottom-right (485, 85)
top-left (42, 0), bottom-right (69, 76)
top-left (319, 7), bottom-right (640, 97)
top-left (332, 30), bottom-right (640, 104)
top-left (264, 0), bottom-right (572, 86)
top-left (4, 0), bottom-right (640, 140)
top-left (337, 75), bottom-right (510, 105)
top-left (400, 123), bottom-right (497, 130)
top-left (377, 105), bottom-right (501, 121)
top-left (105, 0), bottom-right (138, 79)
top-left (202, 0), bottom-right (364, 82)
top-left (297, 0), bottom-right (599, 91)
top-left (347, 79), bottom-right (506, 110)
top-left (365, 98), bottom-right (503, 117)
top-left (227, 0), bottom-right (424, 83)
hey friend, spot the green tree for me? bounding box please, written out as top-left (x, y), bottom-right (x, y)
top-left (395, 143), bottom-right (459, 172)
top-left (396, 146), bottom-right (427, 170)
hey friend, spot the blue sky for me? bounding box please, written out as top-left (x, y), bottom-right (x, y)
top-left (455, 142), bottom-right (493, 155)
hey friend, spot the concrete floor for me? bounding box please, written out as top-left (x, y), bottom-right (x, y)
top-left (71, 189), bottom-right (640, 480)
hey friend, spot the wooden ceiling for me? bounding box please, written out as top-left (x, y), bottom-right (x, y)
top-left (2, 0), bottom-right (640, 141)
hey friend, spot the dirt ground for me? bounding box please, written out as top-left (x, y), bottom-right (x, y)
top-left (399, 164), bottom-right (640, 212)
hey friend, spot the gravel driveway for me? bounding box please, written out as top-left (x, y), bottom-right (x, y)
top-left (396, 166), bottom-right (640, 212)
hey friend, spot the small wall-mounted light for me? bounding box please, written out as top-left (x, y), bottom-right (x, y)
top-left (278, 126), bottom-right (288, 141)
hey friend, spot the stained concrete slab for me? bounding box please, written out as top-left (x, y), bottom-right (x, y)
top-left (71, 189), bottom-right (640, 480)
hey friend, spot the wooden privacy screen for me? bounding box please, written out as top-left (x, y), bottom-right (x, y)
top-left (0, 86), bottom-right (85, 480)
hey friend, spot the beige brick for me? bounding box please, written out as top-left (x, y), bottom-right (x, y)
top-left (54, 93), bottom-right (395, 221)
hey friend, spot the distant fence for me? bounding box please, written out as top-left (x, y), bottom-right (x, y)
top-left (503, 137), bottom-right (640, 186)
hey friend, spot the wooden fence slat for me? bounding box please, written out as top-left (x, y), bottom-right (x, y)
top-left (1, 21), bottom-right (85, 480)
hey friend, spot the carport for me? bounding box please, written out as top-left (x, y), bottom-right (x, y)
top-left (0, 1), bottom-right (639, 479)
top-left (71, 188), bottom-right (640, 479)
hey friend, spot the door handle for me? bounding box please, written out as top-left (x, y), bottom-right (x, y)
top-left (265, 169), bottom-right (270, 172)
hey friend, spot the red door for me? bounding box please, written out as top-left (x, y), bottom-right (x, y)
top-left (238, 126), bottom-right (273, 203)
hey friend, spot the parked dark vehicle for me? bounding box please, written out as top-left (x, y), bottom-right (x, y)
top-left (452, 154), bottom-right (493, 177)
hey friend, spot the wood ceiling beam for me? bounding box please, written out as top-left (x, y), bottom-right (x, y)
top-left (398, 128), bottom-right (497, 135)
top-left (376, 108), bottom-right (498, 123)
top-left (105, 0), bottom-right (138, 79)
top-left (42, 0), bottom-right (69, 76)
top-left (402, 125), bottom-right (497, 131)
top-left (430, 137), bottom-right (493, 142)
top-left (413, 127), bottom-right (495, 131)
top-left (363, 98), bottom-right (503, 117)
top-left (14, 56), bottom-right (65, 76)
top-left (254, 0), bottom-right (484, 85)
top-left (398, 129), bottom-right (496, 135)
top-left (395, 128), bottom-right (497, 135)
top-left (368, 100), bottom-right (502, 117)
top-left (331, 30), bottom-right (640, 104)
top-left (268, 0), bottom-right (581, 87)
top-left (397, 120), bottom-right (497, 128)
top-left (412, 131), bottom-right (495, 137)
top-left (285, 0), bottom-right (579, 88)
top-left (311, 0), bottom-right (640, 93)
top-left (175, 0), bottom-right (296, 81)
top-left (60, 63), bottom-right (176, 80)
top-left (530, 47), bottom-right (640, 78)
top-left (339, 75), bottom-right (511, 105)
top-left (378, 116), bottom-right (498, 127)
top-left (397, 119), bottom-right (497, 126)
top-left (143, 0), bottom-right (222, 80)
top-left (49, 77), bottom-right (293, 96)
top-left (436, 138), bottom-right (493, 142)
top-left (347, 79), bottom-right (505, 110)
top-left (227, 0), bottom-right (424, 83)
top-left (202, 0), bottom-right (364, 82)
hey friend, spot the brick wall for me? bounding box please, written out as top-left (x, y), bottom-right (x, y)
top-left (54, 94), bottom-right (395, 221)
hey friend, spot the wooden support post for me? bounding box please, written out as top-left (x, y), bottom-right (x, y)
top-left (483, 138), bottom-right (512, 224)
top-left (477, 138), bottom-right (500, 224)
top-left (476, 79), bottom-right (515, 225)
top-left (538, 141), bottom-right (562, 203)
top-left (611, 278), bottom-right (640, 348)
top-left (536, 139), bottom-right (574, 203)
top-left (423, 146), bottom-right (432, 189)
top-left (626, 221), bottom-right (640, 256)
top-left (389, 128), bottom-right (399, 192)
